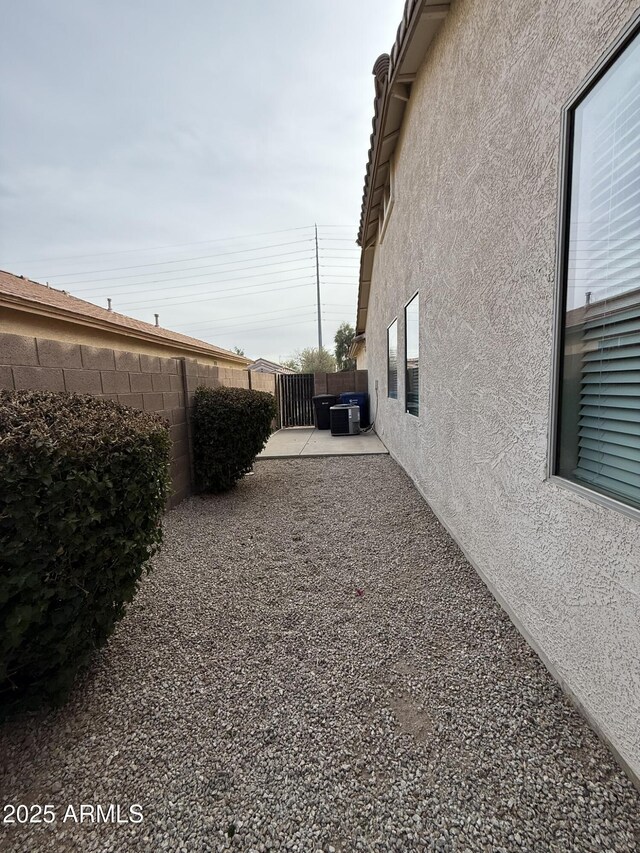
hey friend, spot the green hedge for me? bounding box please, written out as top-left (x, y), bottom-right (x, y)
top-left (192, 385), bottom-right (276, 492)
top-left (0, 390), bottom-right (171, 712)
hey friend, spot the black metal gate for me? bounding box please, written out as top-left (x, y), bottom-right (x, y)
top-left (277, 373), bottom-right (315, 427)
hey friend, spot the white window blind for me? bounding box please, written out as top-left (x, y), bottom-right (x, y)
top-left (565, 32), bottom-right (640, 507)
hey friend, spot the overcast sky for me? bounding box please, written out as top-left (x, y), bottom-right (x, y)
top-left (0, 1), bottom-right (406, 362)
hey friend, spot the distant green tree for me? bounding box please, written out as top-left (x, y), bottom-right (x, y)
top-left (280, 357), bottom-right (301, 372)
top-left (233, 346), bottom-right (246, 356)
top-left (334, 322), bottom-right (356, 371)
top-left (299, 347), bottom-right (336, 374)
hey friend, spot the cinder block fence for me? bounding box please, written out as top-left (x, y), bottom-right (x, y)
top-left (314, 370), bottom-right (368, 396)
top-left (0, 332), bottom-right (276, 508)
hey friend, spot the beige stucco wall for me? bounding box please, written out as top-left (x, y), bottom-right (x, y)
top-left (364, 0), bottom-right (640, 779)
top-left (1, 306), bottom-right (246, 370)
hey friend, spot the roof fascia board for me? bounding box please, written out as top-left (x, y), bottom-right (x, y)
top-left (0, 294), bottom-right (249, 364)
top-left (355, 0), bottom-right (450, 334)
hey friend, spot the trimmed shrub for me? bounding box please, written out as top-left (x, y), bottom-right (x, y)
top-left (192, 385), bottom-right (276, 492)
top-left (0, 390), bottom-right (171, 712)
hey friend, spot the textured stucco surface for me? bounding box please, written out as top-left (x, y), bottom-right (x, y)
top-left (364, 0), bottom-right (640, 779)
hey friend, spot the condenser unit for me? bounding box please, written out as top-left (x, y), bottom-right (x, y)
top-left (330, 404), bottom-right (360, 436)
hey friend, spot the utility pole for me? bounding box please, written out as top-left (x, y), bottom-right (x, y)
top-left (315, 223), bottom-right (323, 350)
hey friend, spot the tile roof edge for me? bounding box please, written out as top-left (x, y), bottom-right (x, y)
top-left (0, 275), bottom-right (251, 365)
top-left (356, 0), bottom-right (450, 247)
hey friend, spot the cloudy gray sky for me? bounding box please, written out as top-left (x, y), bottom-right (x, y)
top-left (0, 1), bottom-right (405, 361)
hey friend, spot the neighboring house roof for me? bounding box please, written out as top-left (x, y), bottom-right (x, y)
top-left (0, 269), bottom-right (251, 365)
top-left (356, 0), bottom-right (451, 333)
top-left (348, 333), bottom-right (366, 360)
top-left (566, 284), bottom-right (640, 328)
top-left (248, 357), bottom-right (296, 374)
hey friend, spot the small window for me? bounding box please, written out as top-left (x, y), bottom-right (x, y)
top-left (555, 24), bottom-right (640, 510)
top-left (405, 294), bottom-right (419, 416)
top-left (387, 319), bottom-right (398, 399)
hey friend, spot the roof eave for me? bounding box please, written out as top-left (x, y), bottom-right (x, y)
top-left (358, 1), bottom-right (450, 248)
top-left (355, 0), bottom-right (450, 335)
top-left (0, 293), bottom-right (251, 366)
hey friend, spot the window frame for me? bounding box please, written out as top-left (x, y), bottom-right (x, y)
top-left (404, 291), bottom-right (420, 417)
top-left (387, 318), bottom-right (398, 399)
top-left (548, 11), bottom-right (640, 522)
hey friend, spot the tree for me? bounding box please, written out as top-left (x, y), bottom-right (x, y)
top-left (299, 347), bottom-right (336, 374)
top-left (334, 322), bottom-right (356, 371)
top-left (280, 356), bottom-right (301, 372)
top-left (233, 346), bottom-right (246, 356)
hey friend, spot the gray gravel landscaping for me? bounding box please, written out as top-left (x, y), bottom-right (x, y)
top-left (1, 455), bottom-right (639, 853)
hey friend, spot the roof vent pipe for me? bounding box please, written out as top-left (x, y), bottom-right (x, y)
top-left (154, 313), bottom-right (159, 327)
top-left (107, 298), bottom-right (112, 311)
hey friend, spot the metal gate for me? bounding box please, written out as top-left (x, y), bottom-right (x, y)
top-left (277, 373), bottom-right (315, 427)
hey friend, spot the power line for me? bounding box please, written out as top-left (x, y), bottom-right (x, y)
top-left (72, 261), bottom-right (317, 299)
top-left (321, 275), bottom-right (359, 280)
top-left (116, 279), bottom-right (317, 310)
top-left (173, 303), bottom-right (318, 331)
top-left (188, 311), bottom-right (319, 334)
top-left (77, 264), bottom-right (358, 312)
top-left (207, 311), bottom-right (350, 340)
top-left (44, 239), bottom-right (315, 279)
top-left (315, 223), bottom-right (322, 350)
top-left (177, 307), bottom-right (350, 338)
top-left (202, 315), bottom-right (320, 337)
top-left (5, 226), bottom-right (320, 266)
top-left (93, 267), bottom-right (318, 306)
top-left (114, 273), bottom-right (316, 307)
top-left (68, 249), bottom-right (316, 288)
top-left (323, 302), bottom-right (356, 308)
top-left (202, 311), bottom-right (349, 337)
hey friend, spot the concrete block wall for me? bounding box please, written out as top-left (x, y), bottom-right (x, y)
top-left (248, 371), bottom-right (277, 394)
top-left (314, 370), bottom-right (368, 396)
top-left (183, 358), bottom-right (252, 404)
top-left (0, 333), bottom-right (273, 508)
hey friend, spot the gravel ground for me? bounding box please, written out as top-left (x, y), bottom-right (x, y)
top-left (1, 456), bottom-right (639, 853)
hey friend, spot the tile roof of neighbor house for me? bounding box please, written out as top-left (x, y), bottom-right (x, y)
top-left (0, 269), bottom-right (251, 364)
top-left (248, 358), bottom-right (296, 374)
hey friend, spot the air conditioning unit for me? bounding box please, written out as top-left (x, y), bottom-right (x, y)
top-left (330, 404), bottom-right (360, 436)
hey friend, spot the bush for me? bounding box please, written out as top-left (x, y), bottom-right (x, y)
top-left (192, 385), bottom-right (276, 492)
top-left (0, 390), bottom-right (171, 712)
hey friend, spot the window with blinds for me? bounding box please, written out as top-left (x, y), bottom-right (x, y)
top-left (405, 294), bottom-right (419, 416)
top-left (556, 25), bottom-right (640, 510)
top-left (387, 319), bottom-right (398, 399)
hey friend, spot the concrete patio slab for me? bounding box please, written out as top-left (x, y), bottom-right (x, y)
top-left (257, 427), bottom-right (388, 458)
top-left (257, 427), bottom-right (312, 458)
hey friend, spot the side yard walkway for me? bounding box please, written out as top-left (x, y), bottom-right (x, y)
top-left (1, 457), bottom-right (638, 852)
top-left (258, 427), bottom-right (388, 458)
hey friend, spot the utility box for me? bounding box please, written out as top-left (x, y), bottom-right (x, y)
top-left (330, 404), bottom-right (361, 436)
top-left (338, 392), bottom-right (370, 427)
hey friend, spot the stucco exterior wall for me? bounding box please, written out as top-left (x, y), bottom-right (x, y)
top-left (364, 0), bottom-right (640, 779)
top-left (354, 343), bottom-right (367, 370)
